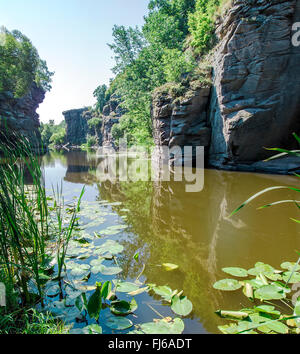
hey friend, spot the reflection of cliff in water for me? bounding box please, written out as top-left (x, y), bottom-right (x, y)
top-left (95, 170), bottom-right (300, 334)
top-left (53, 151), bottom-right (300, 333)
top-left (63, 151), bottom-right (101, 185)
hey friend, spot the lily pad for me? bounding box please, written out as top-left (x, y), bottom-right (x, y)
top-left (115, 282), bottom-right (140, 293)
top-left (281, 262), bottom-right (300, 271)
top-left (105, 315), bottom-right (133, 330)
top-left (248, 262), bottom-right (274, 276)
top-left (94, 240), bottom-right (124, 256)
top-left (282, 271), bottom-right (300, 284)
top-left (255, 285), bottom-right (286, 300)
top-left (83, 324), bottom-right (103, 334)
top-left (110, 298), bottom-right (138, 316)
top-left (152, 285), bottom-right (174, 301)
top-left (91, 264), bottom-right (122, 275)
top-left (134, 318), bottom-right (184, 334)
top-left (171, 295), bottom-right (193, 316)
top-left (222, 267), bottom-right (248, 278)
top-left (213, 279), bottom-right (242, 291)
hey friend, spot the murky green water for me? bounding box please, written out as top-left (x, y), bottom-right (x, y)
top-left (42, 150), bottom-right (300, 334)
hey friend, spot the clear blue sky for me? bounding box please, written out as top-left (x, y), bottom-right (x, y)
top-left (0, 0), bottom-right (149, 123)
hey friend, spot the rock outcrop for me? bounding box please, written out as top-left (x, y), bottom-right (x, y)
top-left (102, 94), bottom-right (125, 148)
top-left (63, 108), bottom-right (89, 146)
top-left (152, 79), bottom-right (212, 158)
top-left (209, 0), bottom-right (300, 168)
top-left (152, 0), bottom-right (300, 174)
top-left (0, 83), bottom-right (45, 152)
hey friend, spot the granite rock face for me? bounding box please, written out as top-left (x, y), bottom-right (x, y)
top-left (152, 0), bottom-right (300, 173)
top-left (209, 0), bottom-right (300, 168)
top-left (102, 94), bottom-right (125, 148)
top-left (63, 108), bottom-right (90, 146)
top-left (0, 83), bottom-right (45, 152)
top-left (152, 82), bottom-right (212, 159)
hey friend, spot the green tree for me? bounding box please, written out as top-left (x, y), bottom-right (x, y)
top-left (108, 25), bottom-right (146, 75)
top-left (0, 27), bottom-right (53, 97)
top-left (93, 84), bottom-right (108, 112)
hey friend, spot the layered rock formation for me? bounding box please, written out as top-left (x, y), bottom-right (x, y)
top-left (152, 79), bottom-right (211, 159)
top-left (152, 0), bottom-right (300, 174)
top-left (0, 83), bottom-right (45, 152)
top-left (209, 0), bottom-right (300, 168)
top-left (102, 94), bottom-right (125, 148)
top-left (63, 108), bottom-right (89, 146)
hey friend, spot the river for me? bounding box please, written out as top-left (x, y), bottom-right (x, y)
top-left (41, 150), bottom-right (300, 334)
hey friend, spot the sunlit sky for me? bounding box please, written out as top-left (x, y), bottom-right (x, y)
top-left (0, 0), bottom-right (149, 123)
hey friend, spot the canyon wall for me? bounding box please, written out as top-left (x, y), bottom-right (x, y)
top-left (0, 83), bottom-right (45, 152)
top-left (152, 0), bottom-right (300, 174)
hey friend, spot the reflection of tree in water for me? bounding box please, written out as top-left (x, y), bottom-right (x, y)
top-left (94, 169), bottom-right (300, 333)
top-left (46, 151), bottom-right (300, 333)
top-left (96, 177), bottom-right (224, 333)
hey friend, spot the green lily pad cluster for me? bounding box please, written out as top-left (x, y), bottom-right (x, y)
top-left (213, 261), bottom-right (300, 334)
top-left (40, 197), bottom-right (192, 335)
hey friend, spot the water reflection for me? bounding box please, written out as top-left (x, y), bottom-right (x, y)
top-left (43, 151), bottom-right (300, 333)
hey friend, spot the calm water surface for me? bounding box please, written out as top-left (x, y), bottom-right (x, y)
top-left (42, 150), bottom-right (300, 334)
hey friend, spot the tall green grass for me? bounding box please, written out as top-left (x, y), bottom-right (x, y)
top-left (0, 131), bottom-right (84, 307)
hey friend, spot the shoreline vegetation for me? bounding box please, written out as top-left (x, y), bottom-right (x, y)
top-left (0, 0), bottom-right (300, 335)
top-left (214, 135), bottom-right (300, 334)
top-left (0, 133), bottom-right (194, 334)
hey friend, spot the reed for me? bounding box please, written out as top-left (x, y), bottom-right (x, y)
top-left (0, 131), bottom-right (84, 306)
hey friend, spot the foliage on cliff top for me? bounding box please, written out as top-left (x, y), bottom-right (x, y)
top-left (0, 27), bottom-right (53, 97)
top-left (94, 0), bottom-right (232, 146)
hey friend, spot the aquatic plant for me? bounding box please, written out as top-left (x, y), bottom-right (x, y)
top-left (215, 133), bottom-right (300, 334)
top-left (214, 262), bottom-right (300, 334)
top-left (0, 132), bottom-right (83, 307)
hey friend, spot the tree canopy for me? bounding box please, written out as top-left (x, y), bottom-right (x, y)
top-left (0, 27), bottom-right (53, 97)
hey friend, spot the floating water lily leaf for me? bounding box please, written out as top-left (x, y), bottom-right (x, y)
top-left (255, 285), bottom-right (286, 300)
top-left (254, 305), bottom-right (280, 317)
top-left (110, 298), bottom-right (138, 316)
top-left (248, 262), bottom-right (274, 276)
top-left (115, 281), bottom-right (140, 293)
top-left (213, 279), bottom-right (242, 291)
top-left (91, 264), bottom-right (122, 275)
top-left (94, 240), bottom-right (124, 256)
top-left (83, 324), bottom-right (103, 334)
top-left (171, 295), bottom-right (193, 316)
top-left (46, 284), bottom-right (60, 297)
top-left (100, 225), bottom-right (126, 236)
top-left (45, 300), bottom-right (81, 323)
top-left (281, 262), bottom-right (300, 271)
top-left (134, 318), bottom-right (184, 334)
top-left (282, 271), bottom-right (300, 284)
top-left (105, 315), bottom-right (133, 330)
top-left (264, 272), bottom-right (282, 281)
top-left (152, 285), bottom-right (174, 301)
top-left (162, 263), bottom-right (179, 271)
top-left (258, 320), bottom-right (289, 334)
top-left (222, 267), bottom-right (248, 278)
top-left (66, 261), bottom-right (90, 277)
top-left (218, 322), bottom-right (255, 334)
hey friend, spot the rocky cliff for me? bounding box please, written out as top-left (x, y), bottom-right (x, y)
top-left (152, 0), bottom-right (300, 174)
top-left (0, 83), bottom-right (45, 152)
top-left (63, 108), bottom-right (89, 146)
top-left (102, 94), bottom-right (125, 148)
